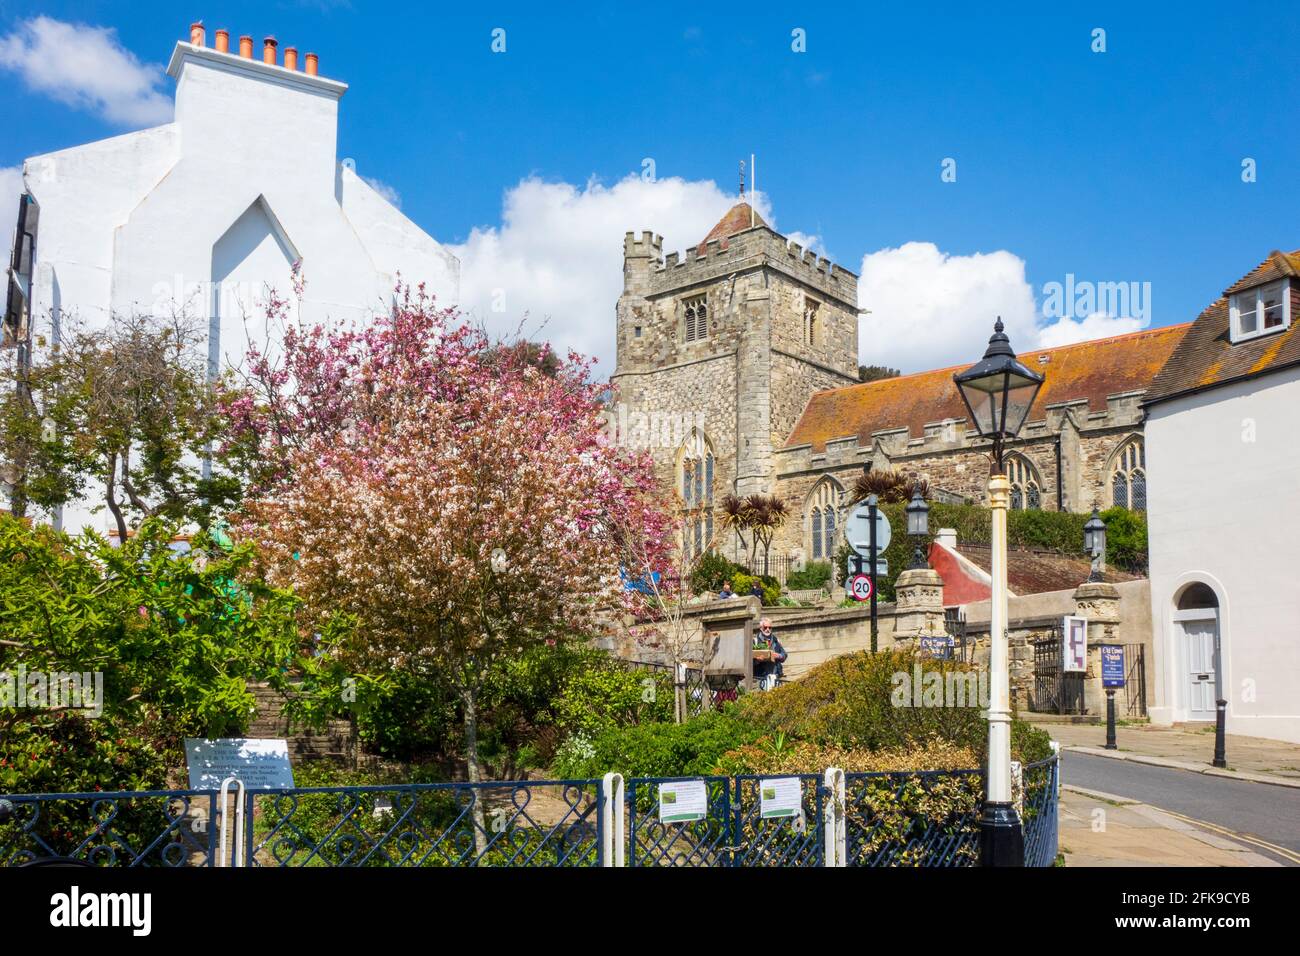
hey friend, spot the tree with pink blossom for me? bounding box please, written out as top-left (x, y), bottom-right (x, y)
top-left (225, 287), bottom-right (671, 841)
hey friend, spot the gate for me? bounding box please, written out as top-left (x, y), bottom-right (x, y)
top-left (1122, 643), bottom-right (1148, 717)
top-left (1032, 626), bottom-right (1085, 714)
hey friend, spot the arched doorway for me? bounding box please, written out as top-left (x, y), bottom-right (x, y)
top-left (1173, 583), bottom-right (1220, 721)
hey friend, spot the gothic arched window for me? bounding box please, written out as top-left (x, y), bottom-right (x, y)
top-left (1111, 437), bottom-right (1146, 511)
top-left (806, 477), bottom-right (843, 561)
top-left (1006, 454), bottom-right (1042, 511)
top-left (679, 430), bottom-right (715, 559)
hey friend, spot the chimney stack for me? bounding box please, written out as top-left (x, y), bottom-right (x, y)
top-left (214, 29), bottom-right (229, 53)
top-left (239, 35), bottom-right (253, 59)
top-left (189, 22), bottom-right (205, 47)
top-left (304, 52), bottom-right (318, 76)
top-left (283, 47), bottom-right (298, 71)
top-left (262, 37), bottom-right (278, 65)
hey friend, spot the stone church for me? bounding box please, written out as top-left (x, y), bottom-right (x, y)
top-left (612, 200), bottom-right (1188, 568)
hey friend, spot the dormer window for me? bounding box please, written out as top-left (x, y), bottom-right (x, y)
top-left (1230, 279), bottom-right (1289, 343)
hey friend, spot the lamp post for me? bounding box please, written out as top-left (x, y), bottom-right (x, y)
top-left (954, 317), bottom-right (1045, 867)
top-left (1084, 508), bottom-right (1107, 583)
top-left (905, 487), bottom-right (930, 570)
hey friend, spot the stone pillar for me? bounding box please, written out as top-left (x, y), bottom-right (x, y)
top-left (891, 567), bottom-right (945, 648)
top-left (1073, 581), bottom-right (1122, 716)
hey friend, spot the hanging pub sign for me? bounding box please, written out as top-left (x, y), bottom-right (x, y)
top-left (1062, 616), bottom-right (1088, 673)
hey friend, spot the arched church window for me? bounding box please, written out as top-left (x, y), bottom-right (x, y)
top-left (806, 477), bottom-right (843, 561)
top-left (683, 295), bottom-right (709, 343)
top-left (1006, 454), bottom-right (1042, 511)
top-left (1111, 438), bottom-right (1146, 511)
top-left (678, 430), bottom-right (715, 559)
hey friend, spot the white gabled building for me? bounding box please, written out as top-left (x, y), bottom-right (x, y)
top-left (4, 24), bottom-right (459, 533)
top-left (1144, 250), bottom-right (1300, 744)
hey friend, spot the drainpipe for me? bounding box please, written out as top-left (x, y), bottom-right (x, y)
top-left (1055, 435), bottom-right (1064, 511)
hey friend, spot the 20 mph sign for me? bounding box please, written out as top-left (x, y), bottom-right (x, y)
top-left (848, 573), bottom-right (874, 602)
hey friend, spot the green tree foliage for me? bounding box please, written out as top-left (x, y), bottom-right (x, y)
top-left (0, 515), bottom-right (309, 793)
top-left (858, 365), bottom-right (901, 383)
top-left (551, 710), bottom-right (762, 780)
top-left (0, 313), bottom-right (239, 538)
top-left (785, 560), bottom-right (832, 591)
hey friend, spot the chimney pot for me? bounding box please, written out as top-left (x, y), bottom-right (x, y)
top-left (189, 22), bottom-right (205, 47)
top-left (304, 52), bottom-right (318, 76)
top-left (262, 37), bottom-right (278, 65)
top-left (214, 29), bottom-right (229, 53)
top-left (239, 35), bottom-right (253, 59)
top-left (284, 47), bottom-right (298, 71)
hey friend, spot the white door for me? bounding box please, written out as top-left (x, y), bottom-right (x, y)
top-left (1178, 615), bottom-right (1219, 721)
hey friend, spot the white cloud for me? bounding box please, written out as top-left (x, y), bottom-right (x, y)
top-left (450, 174), bottom-right (771, 374)
top-left (857, 242), bottom-right (1148, 372)
top-left (0, 17), bottom-right (172, 128)
top-left (362, 176), bottom-right (401, 208)
top-left (1, 165), bottom-right (23, 263)
top-left (1036, 311), bottom-right (1145, 348)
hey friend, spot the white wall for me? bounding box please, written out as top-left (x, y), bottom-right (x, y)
top-left (16, 41), bottom-right (459, 534)
top-left (1146, 367), bottom-right (1300, 744)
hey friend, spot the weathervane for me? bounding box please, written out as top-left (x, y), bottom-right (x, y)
top-left (739, 159), bottom-right (746, 199)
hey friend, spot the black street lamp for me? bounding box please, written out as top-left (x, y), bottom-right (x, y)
top-left (953, 318), bottom-right (1046, 472)
top-left (953, 317), bottom-right (1045, 869)
top-left (905, 487), bottom-right (930, 570)
top-left (1083, 508), bottom-right (1107, 583)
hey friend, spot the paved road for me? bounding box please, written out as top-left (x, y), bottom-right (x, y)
top-left (1062, 751), bottom-right (1300, 859)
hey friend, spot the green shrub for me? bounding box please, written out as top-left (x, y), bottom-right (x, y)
top-left (551, 710), bottom-right (762, 779)
top-left (689, 550), bottom-right (744, 594)
top-left (738, 648), bottom-right (1051, 762)
top-left (785, 560), bottom-right (832, 591)
top-left (1099, 506), bottom-right (1148, 572)
top-left (732, 572), bottom-right (781, 605)
top-left (552, 662), bottom-right (673, 737)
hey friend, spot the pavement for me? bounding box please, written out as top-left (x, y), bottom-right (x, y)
top-left (1037, 721), bottom-right (1300, 866)
top-left (1032, 719), bottom-right (1300, 788)
top-left (1059, 785), bottom-right (1287, 867)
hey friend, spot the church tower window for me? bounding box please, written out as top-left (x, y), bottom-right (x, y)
top-left (679, 430), bottom-right (715, 559)
top-left (803, 297), bottom-right (821, 346)
top-left (683, 295), bottom-right (709, 343)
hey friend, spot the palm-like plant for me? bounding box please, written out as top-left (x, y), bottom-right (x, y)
top-left (851, 469), bottom-right (929, 505)
top-left (745, 493), bottom-right (789, 576)
top-left (718, 493), bottom-right (752, 561)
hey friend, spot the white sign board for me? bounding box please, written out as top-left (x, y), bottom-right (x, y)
top-left (659, 779), bottom-right (708, 823)
top-left (759, 777), bottom-right (803, 819)
top-left (1062, 616), bottom-right (1088, 673)
top-left (845, 503), bottom-right (891, 556)
top-left (185, 738), bottom-right (295, 791)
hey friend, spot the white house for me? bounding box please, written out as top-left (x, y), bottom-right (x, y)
top-left (3, 24), bottom-right (459, 533)
top-left (1144, 250), bottom-right (1300, 744)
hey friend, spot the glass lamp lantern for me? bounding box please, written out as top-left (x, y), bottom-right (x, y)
top-left (905, 487), bottom-right (930, 569)
top-left (953, 318), bottom-right (1045, 468)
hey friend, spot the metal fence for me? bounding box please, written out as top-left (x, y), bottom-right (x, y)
top-left (2, 758), bottom-right (1060, 868)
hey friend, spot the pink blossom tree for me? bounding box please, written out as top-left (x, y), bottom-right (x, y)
top-left (225, 288), bottom-right (671, 835)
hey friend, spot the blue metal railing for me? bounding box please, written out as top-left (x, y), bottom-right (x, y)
top-left (843, 769), bottom-right (983, 867)
top-left (0, 789), bottom-right (218, 867)
top-left (1021, 756), bottom-right (1060, 868)
top-left (2, 757), bottom-right (1060, 867)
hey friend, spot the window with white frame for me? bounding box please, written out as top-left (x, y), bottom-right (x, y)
top-left (1111, 437), bottom-right (1146, 511)
top-left (1229, 279), bottom-right (1289, 343)
top-left (806, 477), bottom-right (842, 560)
top-left (1006, 454), bottom-right (1042, 511)
top-left (683, 295), bottom-right (709, 343)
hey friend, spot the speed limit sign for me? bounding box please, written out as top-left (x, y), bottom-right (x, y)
top-left (849, 573), bottom-right (874, 602)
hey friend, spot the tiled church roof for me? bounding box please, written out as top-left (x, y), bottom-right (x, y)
top-left (701, 202), bottom-right (768, 248)
top-left (785, 324), bottom-right (1190, 451)
top-left (1145, 250), bottom-right (1300, 406)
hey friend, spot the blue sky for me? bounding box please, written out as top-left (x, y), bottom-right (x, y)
top-left (3, 1), bottom-right (1298, 373)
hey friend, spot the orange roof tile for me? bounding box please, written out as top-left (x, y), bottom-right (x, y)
top-left (701, 202), bottom-right (767, 248)
top-left (785, 324), bottom-right (1191, 451)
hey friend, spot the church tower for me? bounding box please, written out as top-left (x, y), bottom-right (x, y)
top-left (611, 199), bottom-right (859, 561)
